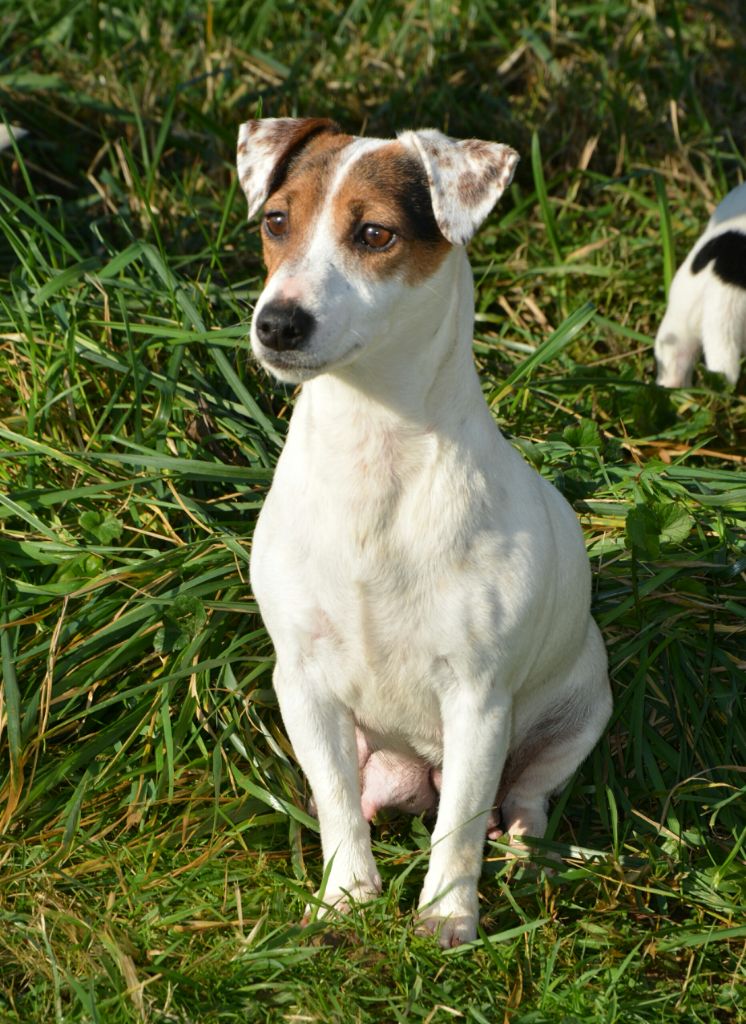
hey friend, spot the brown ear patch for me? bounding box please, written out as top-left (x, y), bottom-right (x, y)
top-left (331, 141), bottom-right (451, 286)
top-left (259, 131), bottom-right (355, 279)
top-left (457, 168), bottom-right (498, 207)
top-left (263, 118), bottom-right (343, 198)
top-left (237, 117), bottom-right (344, 219)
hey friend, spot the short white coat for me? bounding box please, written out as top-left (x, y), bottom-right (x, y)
top-left (240, 120), bottom-right (612, 946)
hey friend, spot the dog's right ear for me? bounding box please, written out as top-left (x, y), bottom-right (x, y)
top-left (237, 117), bottom-right (341, 219)
top-left (399, 129), bottom-right (518, 246)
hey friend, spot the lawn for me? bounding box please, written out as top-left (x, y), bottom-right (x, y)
top-left (0, 2), bottom-right (744, 1021)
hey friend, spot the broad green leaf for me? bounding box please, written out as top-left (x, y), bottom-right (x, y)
top-left (625, 504), bottom-right (660, 560)
top-left (563, 418), bottom-right (602, 449)
top-left (78, 510), bottom-right (124, 544)
top-left (654, 502), bottom-right (694, 546)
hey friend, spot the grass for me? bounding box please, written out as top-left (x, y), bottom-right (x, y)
top-left (0, 1), bottom-right (745, 1021)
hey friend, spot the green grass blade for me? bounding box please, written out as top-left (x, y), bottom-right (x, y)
top-left (531, 130), bottom-right (562, 264)
top-left (495, 301), bottom-right (596, 397)
top-left (655, 173), bottom-right (676, 295)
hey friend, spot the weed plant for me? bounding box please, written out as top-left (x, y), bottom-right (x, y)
top-left (0, 2), bottom-right (744, 1022)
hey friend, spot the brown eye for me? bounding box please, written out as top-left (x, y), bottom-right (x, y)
top-left (359, 224), bottom-right (395, 250)
top-left (265, 211), bottom-right (288, 237)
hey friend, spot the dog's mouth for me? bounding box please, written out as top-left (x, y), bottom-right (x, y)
top-left (254, 346), bottom-right (328, 383)
top-left (253, 339), bottom-right (365, 382)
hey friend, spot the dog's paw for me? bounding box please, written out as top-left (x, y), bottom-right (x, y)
top-left (302, 876), bottom-right (382, 925)
top-left (416, 881), bottom-right (479, 948)
top-left (415, 910), bottom-right (477, 948)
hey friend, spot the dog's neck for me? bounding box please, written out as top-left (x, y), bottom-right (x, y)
top-left (298, 249), bottom-right (484, 436)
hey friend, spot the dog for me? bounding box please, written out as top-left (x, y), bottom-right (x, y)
top-left (655, 180), bottom-right (746, 387)
top-left (238, 118), bottom-right (611, 947)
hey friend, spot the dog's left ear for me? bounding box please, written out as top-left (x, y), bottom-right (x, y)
top-left (399, 129), bottom-right (518, 246)
top-left (237, 117), bottom-right (341, 219)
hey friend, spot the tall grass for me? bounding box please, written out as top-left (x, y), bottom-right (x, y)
top-left (1, 2), bottom-right (744, 1021)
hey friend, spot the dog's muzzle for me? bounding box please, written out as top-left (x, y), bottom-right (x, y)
top-left (254, 300), bottom-right (317, 352)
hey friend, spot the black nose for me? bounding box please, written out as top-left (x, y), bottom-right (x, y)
top-left (254, 301), bottom-right (316, 352)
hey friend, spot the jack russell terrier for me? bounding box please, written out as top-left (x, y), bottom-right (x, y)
top-left (238, 118), bottom-right (612, 947)
top-left (655, 179), bottom-right (746, 387)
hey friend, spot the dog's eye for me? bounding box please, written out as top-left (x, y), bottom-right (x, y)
top-left (265, 212), bottom-right (288, 238)
top-left (359, 224), bottom-right (396, 250)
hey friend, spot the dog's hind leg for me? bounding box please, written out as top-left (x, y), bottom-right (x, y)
top-left (701, 282), bottom-right (746, 385)
top-left (499, 621), bottom-right (611, 847)
top-left (654, 257), bottom-right (711, 388)
top-left (655, 300), bottom-right (703, 388)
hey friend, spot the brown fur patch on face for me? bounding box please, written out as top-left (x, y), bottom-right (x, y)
top-left (260, 132), bottom-right (354, 279)
top-left (331, 142), bottom-right (451, 285)
top-left (263, 118), bottom-right (341, 194)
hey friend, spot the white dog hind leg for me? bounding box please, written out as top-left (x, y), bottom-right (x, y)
top-left (701, 282), bottom-right (746, 384)
top-left (417, 688), bottom-right (512, 948)
top-left (655, 317), bottom-right (701, 388)
top-left (272, 664), bottom-right (382, 916)
top-left (654, 273), bottom-right (704, 388)
top-left (499, 622), bottom-right (611, 847)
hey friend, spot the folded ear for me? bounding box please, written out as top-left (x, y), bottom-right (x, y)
top-left (237, 117), bottom-right (341, 218)
top-left (398, 128), bottom-right (518, 245)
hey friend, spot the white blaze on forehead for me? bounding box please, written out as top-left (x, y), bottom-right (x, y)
top-left (324, 135), bottom-right (391, 190)
top-left (266, 137), bottom-right (393, 299)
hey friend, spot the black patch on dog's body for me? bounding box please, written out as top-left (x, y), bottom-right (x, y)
top-left (691, 230), bottom-right (746, 288)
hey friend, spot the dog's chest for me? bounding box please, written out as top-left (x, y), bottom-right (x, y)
top-left (248, 379), bottom-right (587, 758)
top-left (267, 394), bottom-right (483, 563)
top-left (250, 403), bottom-right (512, 733)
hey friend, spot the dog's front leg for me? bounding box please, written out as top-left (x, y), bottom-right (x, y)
top-left (273, 664), bottom-right (382, 918)
top-left (417, 689), bottom-right (511, 947)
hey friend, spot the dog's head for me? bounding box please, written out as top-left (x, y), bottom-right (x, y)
top-left (237, 118), bottom-right (518, 382)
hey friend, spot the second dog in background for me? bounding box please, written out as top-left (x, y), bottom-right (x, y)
top-left (656, 180), bottom-right (746, 388)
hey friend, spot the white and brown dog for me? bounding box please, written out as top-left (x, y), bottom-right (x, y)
top-left (655, 180), bottom-right (746, 387)
top-left (238, 118), bottom-right (611, 947)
